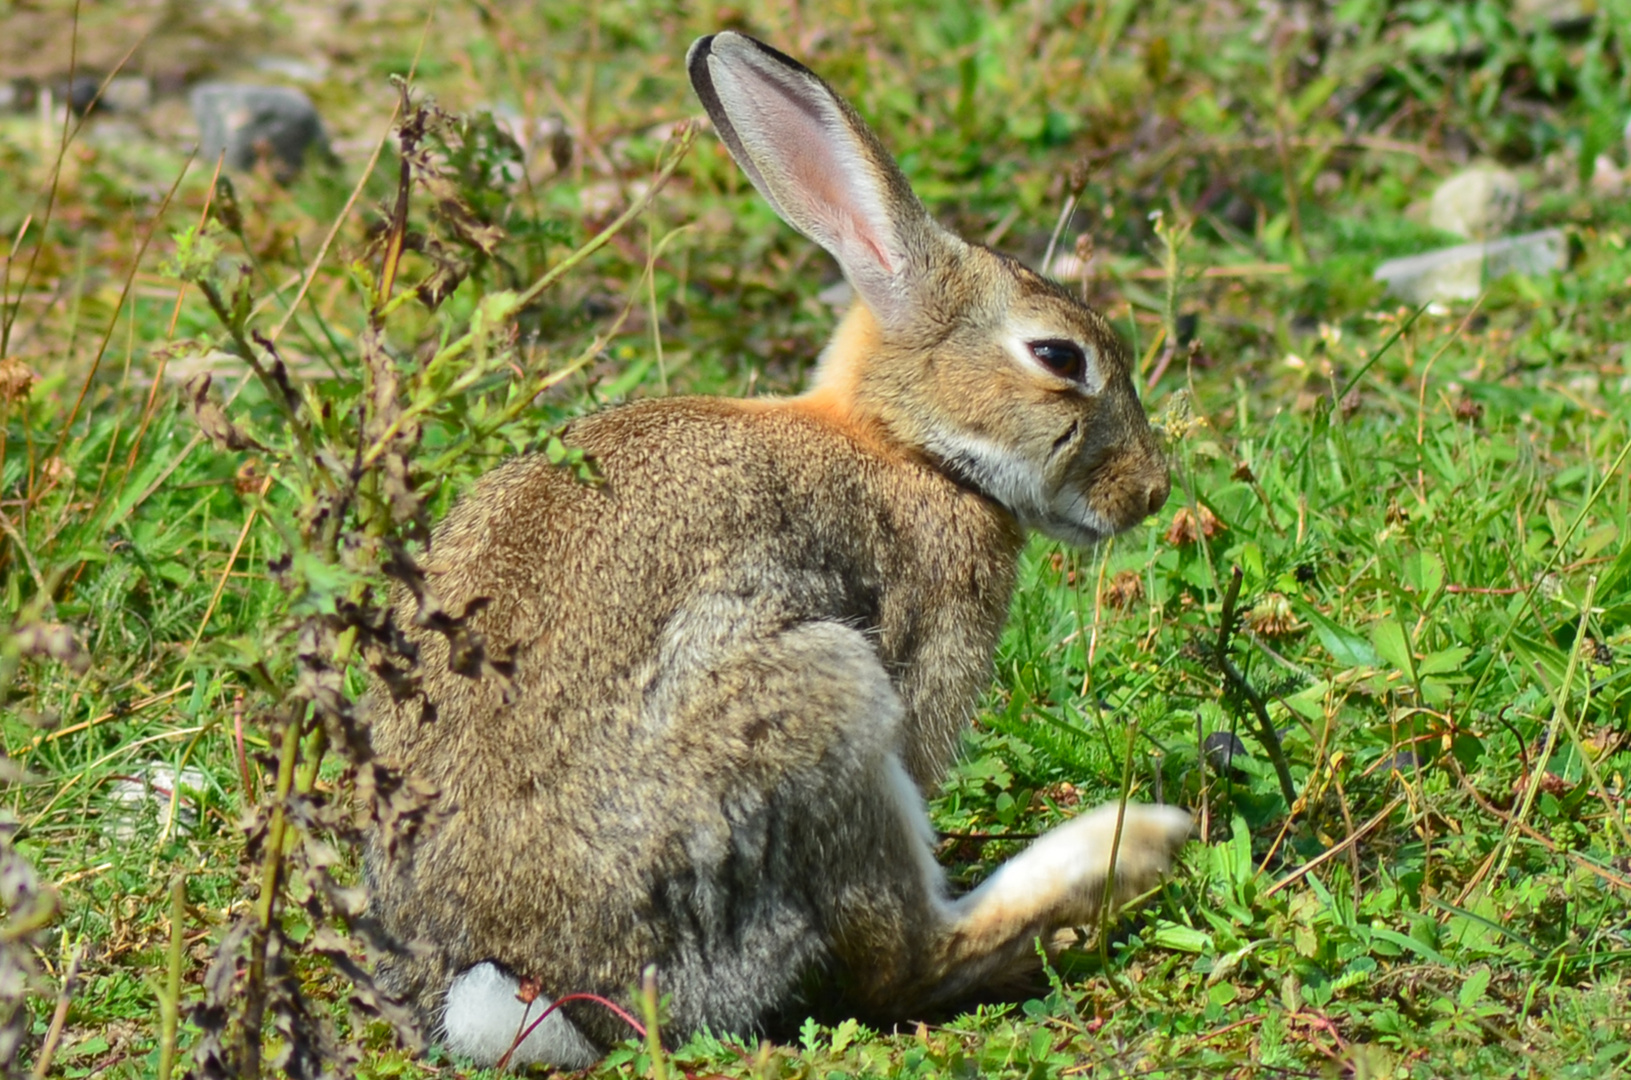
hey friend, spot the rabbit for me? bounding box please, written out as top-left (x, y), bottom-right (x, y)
top-left (364, 30), bottom-right (1192, 1070)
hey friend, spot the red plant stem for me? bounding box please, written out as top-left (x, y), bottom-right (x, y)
top-left (498, 992), bottom-right (648, 1071)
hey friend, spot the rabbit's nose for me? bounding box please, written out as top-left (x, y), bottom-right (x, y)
top-left (1143, 474), bottom-right (1171, 518)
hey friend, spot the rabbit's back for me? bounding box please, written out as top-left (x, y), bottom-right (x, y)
top-left (366, 396), bottom-right (1023, 1033)
top-left (376, 396), bottom-right (1022, 772)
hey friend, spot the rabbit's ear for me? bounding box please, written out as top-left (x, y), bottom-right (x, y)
top-left (688, 32), bottom-right (954, 327)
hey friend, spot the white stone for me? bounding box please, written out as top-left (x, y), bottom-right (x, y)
top-left (106, 763), bottom-right (207, 841)
top-left (1373, 229), bottom-right (1568, 304)
top-left (1429, 165), bottom-right (1521, 240)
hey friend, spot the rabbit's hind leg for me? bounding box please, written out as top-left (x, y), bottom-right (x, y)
top-left (956, 801), bottom-right (1192, 943)
top-left (816, 779), bottom-right (1191, 1015)
top-left (646, 618), bottom-right (1187, 1029)
top-left (893, 800), bottom-right (1194, 1010)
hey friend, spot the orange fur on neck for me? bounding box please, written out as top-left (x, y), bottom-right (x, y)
top-left (785, 304), bottom-right (878, 431)
top-left (733, 303), bottom-right (886, 444)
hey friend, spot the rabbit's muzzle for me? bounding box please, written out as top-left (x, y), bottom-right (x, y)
top-left (1037, 410), bottom-right (1169, 544)
top-left (1082, 454), bottom-right (1169, 540)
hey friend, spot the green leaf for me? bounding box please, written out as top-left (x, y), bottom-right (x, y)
top-left (1215, 814), bottom-right (1258, 904)
top-left (65, 1035), bottom-right (110, 1060)
top-left (598, 358), bottom-right (653, 400)
top-left (1282, 680), bottom-right (1331, 721)
top-left (1299, 603), bottom-right (1380, 668)
top-left (1458, 966), bottom-right (1492, 1009)
top-left (474, 289), bottom-right (520, 329)
top-left (1417, 646), bottom-right (1471, 676)
top-left (1369, 926), bottom-right (1452, 966)
top-left (1335, 955), bottom-right (1377, 991)
top-left (1402, 550), bottom-right (1445, 599)
top-left (1371, 620), bottom-right (1414, 676)
top-left (289, 552), bottom-right (364, 616)
top-left (1148, 921), bottom-right (1212, 953)
top-left (1510, 631), bottom-right (1568, 688)
top-left (1579, 523), bottom-right (1619, 561)
top-left (1291, 74), bottom-right (1339, 123)
top-left (1239, 541), bottom-right (1265, 584)
top-left (1207, 940), bottom-right (1265, 985)
top-left (1403, 18), bottom-right (1458, 56)
top-left (1420, 676), bottom-right (1455, 706)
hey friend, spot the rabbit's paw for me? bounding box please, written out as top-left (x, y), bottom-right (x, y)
top-left (1066, 801), bottom-right (1194, 898)
top-left (964, 802), bottom-right (1191, 934)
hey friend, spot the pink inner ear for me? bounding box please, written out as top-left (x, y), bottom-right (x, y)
top-left (743, 74), bottom-right (896, 277)
top-left (855, 229), bottom-right (894, 274)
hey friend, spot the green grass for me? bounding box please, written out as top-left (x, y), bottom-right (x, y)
top-left (2, 0), bottom-right (1630, 1076)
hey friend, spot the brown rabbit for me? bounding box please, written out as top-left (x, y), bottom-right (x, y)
top-left (365, 31), bottom-right (1191, 1068)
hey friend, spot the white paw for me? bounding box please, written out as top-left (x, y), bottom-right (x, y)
top-left (442, 961), bottom-right (600, 1069)
top-left (977, 801), bottom-right (1191, 913)
top-left (1069, 801), bottom-right (1193, 894)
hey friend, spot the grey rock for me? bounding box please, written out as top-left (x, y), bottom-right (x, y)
top-left (1374, 228), bottom-right (1568, 304)
top-left (190, 82), bottom-right (328, 180)
top-left (1429, 165), bottom-right (1521, 240)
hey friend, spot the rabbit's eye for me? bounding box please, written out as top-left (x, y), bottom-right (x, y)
top-left (1028, 339), bottom-right (1087, 381)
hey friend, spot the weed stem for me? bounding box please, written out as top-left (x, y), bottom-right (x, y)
top-left (1216, 566), bottom-right (1299, 811)
top-left (158, 875), bottom-right (186, 1080)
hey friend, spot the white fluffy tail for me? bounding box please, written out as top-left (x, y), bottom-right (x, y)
top-left (442, 961), bottom-right (600, 1069)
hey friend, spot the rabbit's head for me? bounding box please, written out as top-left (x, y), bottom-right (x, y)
top-left (689, 33), bottom-right (1169, 544)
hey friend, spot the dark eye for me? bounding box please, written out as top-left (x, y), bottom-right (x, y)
top-left (1027, 339), bottom-right (1087, 381)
